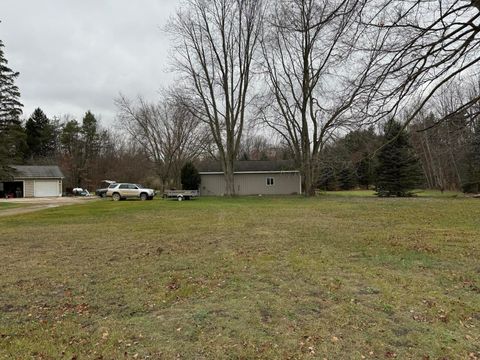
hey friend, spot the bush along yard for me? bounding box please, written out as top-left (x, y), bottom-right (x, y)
top-left (0, 192), bottom-right (479, 359)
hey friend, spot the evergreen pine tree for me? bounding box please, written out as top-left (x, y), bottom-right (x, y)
top-left (317, 164), bottom-right (337, 191)
top-left (0, 39), bottom-right (23, 129)
top-left (357, 152), bottom-right (374, 189)
top-left (375, 119), bottom-right (423, 197)
top-left (25, 108), bottom-right (57, 158)
top-left (181, 161), bottom-right (201, 190)
top-left (81, 111), bottom-right (101, 161)
top-left (338, 165), bottom-right (356, 190)
top-left (60, 120), bottom-right (83, 187)
top-left (0, 39), bottom-right (24, 177)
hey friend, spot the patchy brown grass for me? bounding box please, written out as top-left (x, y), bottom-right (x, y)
top-left (0, 194), bottom-right (479, 359)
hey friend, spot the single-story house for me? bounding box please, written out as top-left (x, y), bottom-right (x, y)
top-left (0, 165), bottom-right (64, 198)
top-left (198, 160), bottom-right (301, 196)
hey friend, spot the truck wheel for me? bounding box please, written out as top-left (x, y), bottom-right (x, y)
top-left (112, 193), bottom-right (121, 201)
top-left (140, 193), bottom-right (148, 201)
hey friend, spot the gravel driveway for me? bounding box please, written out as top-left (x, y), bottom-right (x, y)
top-left (0, 197), bottom-right (99, 217)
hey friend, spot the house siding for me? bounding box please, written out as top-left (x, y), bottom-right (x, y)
top-left (200, 172), bottom-right (301, 196)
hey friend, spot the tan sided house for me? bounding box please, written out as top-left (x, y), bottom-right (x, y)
top-left (198, 160), bottom-right (301, 196)
top-left (0, 165), bottom-right (64, 198)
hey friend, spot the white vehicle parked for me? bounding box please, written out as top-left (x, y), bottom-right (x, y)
top-left (106, 183), bottom-right (156, 201)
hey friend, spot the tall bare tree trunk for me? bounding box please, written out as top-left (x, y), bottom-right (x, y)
top-left (260, 0), bottom-right (379, 197)
top-left (169, 0), bottom-right (264, 196)
top-left (223, 160), bottom-right (236, 196)
top-left (303, 159), bottom-right (316, 196)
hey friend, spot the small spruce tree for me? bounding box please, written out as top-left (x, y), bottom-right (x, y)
top-left (338, 165), bottom-right (356, 190)
top-left (375, 119), bottom-right (423, 197)
top-left (181, 161), bottom-right (201, 190)
top-left (317, 164), bottom-right (337, 191)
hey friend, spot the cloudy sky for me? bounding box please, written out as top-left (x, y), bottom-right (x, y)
top-left (1, 0), bottom-right (180, 125)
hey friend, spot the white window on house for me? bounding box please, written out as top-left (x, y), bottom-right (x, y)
top-left (266, 177), bottom-right (274, 186)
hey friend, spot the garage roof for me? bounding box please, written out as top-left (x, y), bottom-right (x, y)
top-left (11, 165), bottom-right (64, 179)
top-left (198, 160), bottom-right (298, 173)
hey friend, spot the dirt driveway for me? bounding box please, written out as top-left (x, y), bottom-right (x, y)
top-left (0, 197), bottom-right (99, 217)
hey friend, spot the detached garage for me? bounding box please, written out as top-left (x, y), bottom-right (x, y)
top-left (0, 165), bottom-right (64, 198)
top-left (198, 160), bottom-right (302, 196)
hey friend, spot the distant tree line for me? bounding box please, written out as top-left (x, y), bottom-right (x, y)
top-left (317, 109), bottom-right (480, 195)
top-left (1, 106), bottom-right (155, 191)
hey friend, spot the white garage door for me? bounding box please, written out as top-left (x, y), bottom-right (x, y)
top-left (34, 181), bottom-right (59, 197)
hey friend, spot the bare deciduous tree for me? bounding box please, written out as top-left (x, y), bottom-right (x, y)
top-left (260, 0), bottom-right (380, 196)
top-left (168, 0), bottom-right (264, 195)
top-left (409, 77), bottom-right (480, 191)
top-left (115, 94), bottom-right (206, 190)
top-left (360, 0), bottom-right (480, 127)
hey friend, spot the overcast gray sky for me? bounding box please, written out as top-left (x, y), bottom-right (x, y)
top-left (1, 0), bottom-right (180, 125)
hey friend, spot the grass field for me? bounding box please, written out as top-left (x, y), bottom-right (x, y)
top-left (0, 202), bottom-right (21, 210)
top-left (0, 192), bottom-right (479, 359)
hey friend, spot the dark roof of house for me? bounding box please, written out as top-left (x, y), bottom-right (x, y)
top-left (198, 160), bottom-right (298, 173)
top-left (11, 165), bottom-right (64, 179)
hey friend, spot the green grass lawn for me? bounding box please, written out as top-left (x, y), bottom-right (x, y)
top-left (0, 194), bottom-right (479, 359)
top-left (0, 202), bottom-right (21, 210)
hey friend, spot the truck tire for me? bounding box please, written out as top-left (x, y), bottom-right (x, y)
top-left (112, 193), bottom-right (121, 201)
top-left (140, 193), bottom-right (148, 201)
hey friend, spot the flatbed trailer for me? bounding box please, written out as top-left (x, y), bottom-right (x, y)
top-left (163, 190), bottom-right (199, 201)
